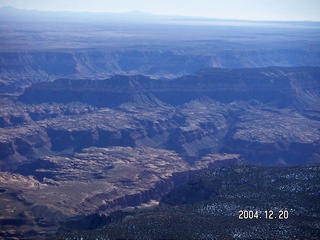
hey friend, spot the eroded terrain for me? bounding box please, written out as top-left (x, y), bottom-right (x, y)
top-left (0, 8), bottom-right (320, 239)
top-left (0, 67), bottom-right (319, 238)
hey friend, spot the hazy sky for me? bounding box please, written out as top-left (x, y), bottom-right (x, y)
top-left (0, 0), bottom-right (319, 21)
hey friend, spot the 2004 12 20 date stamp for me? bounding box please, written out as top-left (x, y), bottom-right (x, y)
top-left (238, 210), bottom-right (289, 220)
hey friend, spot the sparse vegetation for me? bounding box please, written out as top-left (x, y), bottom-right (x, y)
top-left (56, 165), bottom-right (320, 239)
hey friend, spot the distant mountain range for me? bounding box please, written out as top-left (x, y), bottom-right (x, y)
top-left (0, 6), bottom-right (173, 23)
top-left (1, 6), bottom-right (319, 26)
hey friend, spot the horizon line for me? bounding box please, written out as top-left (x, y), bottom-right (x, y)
top-left (1, 6), bottom-right (320, 23)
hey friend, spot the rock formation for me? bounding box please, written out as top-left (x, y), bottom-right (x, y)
top-left (0, 67), bottom-right (319, 238)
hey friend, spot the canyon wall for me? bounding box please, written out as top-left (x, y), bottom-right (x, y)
top-left (1, 51), bottom-right (320, 93)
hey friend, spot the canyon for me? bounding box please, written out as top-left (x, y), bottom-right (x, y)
top-left (0, 7), bottom-right (320, 239)
top-left (0, 67), bottom-right (319, 238)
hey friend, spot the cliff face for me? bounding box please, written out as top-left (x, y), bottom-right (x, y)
top-left (19, 67), bottom-right (320, 107)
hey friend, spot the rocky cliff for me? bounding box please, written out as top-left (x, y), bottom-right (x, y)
top-left (20, 67), bottom-right (320, 107)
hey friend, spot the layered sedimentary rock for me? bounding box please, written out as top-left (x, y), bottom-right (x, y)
top-left (20, 67), bottom-right (320, 106)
